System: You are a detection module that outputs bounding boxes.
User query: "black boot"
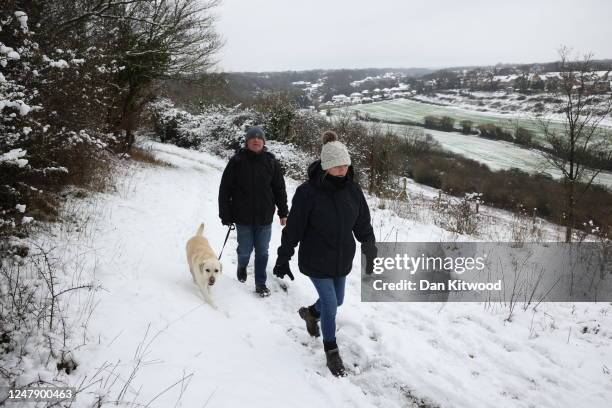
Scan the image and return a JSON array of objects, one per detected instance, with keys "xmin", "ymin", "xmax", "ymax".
[
  {"xmin": 298, "ymin": 306, "xmax": 320, "ymax": 338},
  {"xmin": 237, "ymin": 265, "xmax": 247, "ymax": 283},
  {"xmin": 324, "ymin": 342, "xmax": 347, "ymax": 377},
  {"xmin": 255, "ymin": 283, "xmax": 271, "ymax": 297}
]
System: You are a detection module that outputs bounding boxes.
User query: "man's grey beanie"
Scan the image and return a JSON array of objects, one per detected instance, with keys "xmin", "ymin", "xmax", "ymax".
[
  {"xmin": 245, "ymin": 126, "xmax": 266, "ymax": 142},
  {"xmin": 320, "ymin": 131, "xmax": 351, "ymax": 170}
]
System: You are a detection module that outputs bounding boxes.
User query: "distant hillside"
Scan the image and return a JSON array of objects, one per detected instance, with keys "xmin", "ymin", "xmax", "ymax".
[
  {"xmin": 163, "ymin": 67, "xmax": 434, "ymax": 109},
  {"xmin": 433, "ymin": 59, "xmax": 612, "ymax": 74}
]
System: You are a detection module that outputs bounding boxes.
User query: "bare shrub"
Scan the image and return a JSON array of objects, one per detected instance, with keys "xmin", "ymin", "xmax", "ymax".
[
  {"xmin": 510, "ymin": 205, "xmax": 544, "ymax": 245},
  {"xmin": 432, "ymin": 192, "xmax": 481, "ymax": 235},
  {"xmin": 424, "ymin": 115, "xmax": 455, "ymax": 131},
  {"xmin": 0, "ymin": 243, "xmax": 95, "ymax": 392},
  {"xmin": 477, "ymin": 123, "xmax": 514, "ymax": 142},
  {"xmin": 129, "ymin": 147, "xmax": 172, "ymax": 167},
  {"xmin": 460, "ymin": 120, "xmax": 474, "ymax": 134}
]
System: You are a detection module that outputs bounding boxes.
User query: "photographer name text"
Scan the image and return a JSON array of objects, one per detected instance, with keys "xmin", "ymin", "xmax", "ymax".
[{"xmin": 372, "ymin": 279, "xmax": 502, "ymax": 291}]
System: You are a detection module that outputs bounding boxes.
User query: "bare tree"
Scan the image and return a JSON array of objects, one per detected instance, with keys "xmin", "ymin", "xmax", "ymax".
[
  {"xmin": 539, "ymin": 47, "xmax": 612, "ymax": 242},
  {"xmin": 121, "ymin": 0, "xmax": 223, "ymax": 150}
]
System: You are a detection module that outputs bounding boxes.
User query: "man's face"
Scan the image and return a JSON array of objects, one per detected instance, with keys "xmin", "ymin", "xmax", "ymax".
[{"xmin": 246, "ymin": 137, "xmax": 264, "ymax": 153}]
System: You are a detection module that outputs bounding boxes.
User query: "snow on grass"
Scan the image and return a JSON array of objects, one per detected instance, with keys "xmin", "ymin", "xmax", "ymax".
[
  {"xmin": 338, "ymin": 118, "xmax": 612, "ymax": 190},
  {"xmin": 336, "ymin": 98, "xmax": 611, "ymax": 147},
  {"xmin": 33, "ymin": 137, "xmax": 612, "ymax": 407},
  {"xmin": 387, "ymin": 123, "xmax": 612, "ymax": 190},
  {"xmin": 412, "ymin": 91, "xmax": 612, "ymax": 128}
]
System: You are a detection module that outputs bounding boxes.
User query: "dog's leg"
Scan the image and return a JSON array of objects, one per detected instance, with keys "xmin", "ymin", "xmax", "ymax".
[
  {"xmin": 201, "ymin": 289, "xmax": 217, "ymax": 310},
  {"xmin": 188, "ymin": 263, "xmax": 196, "ymax": 284},
  {"xmin": 196, "ymin": 278, "xmax": 217, "ymax": 310}
]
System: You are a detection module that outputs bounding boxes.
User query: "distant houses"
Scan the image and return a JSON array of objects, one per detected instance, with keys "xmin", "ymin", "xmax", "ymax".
[
  {"xmin": 319, "ymin": 83, "xmax": 414, "ymax": 108},
  {"xmin": 292, "ymin": 67, "xmax": 611, "ymax": 111}
]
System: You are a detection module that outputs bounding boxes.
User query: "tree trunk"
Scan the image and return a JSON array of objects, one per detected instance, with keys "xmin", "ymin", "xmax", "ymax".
[
  {"xmin": 120, "ymin": 85, "xmax": 139, "ymax": 152},
  {"xmin": 125, "ymin": 128, "xmax": 135, "ymax": 152},
  {"xmin": 564, "ymin": 181, "xmax": 575, "ymax": 243}
]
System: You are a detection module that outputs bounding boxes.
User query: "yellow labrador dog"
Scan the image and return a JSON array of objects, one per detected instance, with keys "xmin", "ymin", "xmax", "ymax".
[{"xmin": 186, "ymin": 223, "xmax": 222, "ymax": 308}]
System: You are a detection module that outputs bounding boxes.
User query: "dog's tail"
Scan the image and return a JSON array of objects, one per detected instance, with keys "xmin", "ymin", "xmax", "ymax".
[{"xmin": 196, "ymin": 223, "xmax": 205, "ymax": 236}]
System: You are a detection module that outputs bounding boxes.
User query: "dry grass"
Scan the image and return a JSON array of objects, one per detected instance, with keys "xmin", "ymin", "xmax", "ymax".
[{"xmin": 129, "ymin": 147, "xmax": 172, "ymax": 167}]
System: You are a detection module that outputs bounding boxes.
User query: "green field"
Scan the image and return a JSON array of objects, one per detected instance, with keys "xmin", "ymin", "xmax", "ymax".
[{"xmin": 334, "ymin": 99, "xmax": 574, "ymax": 145}]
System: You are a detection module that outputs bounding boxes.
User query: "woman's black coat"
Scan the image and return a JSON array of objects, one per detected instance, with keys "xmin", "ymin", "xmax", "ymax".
[{"xmin": 277, "ymin": 160, "xmax": 376, "ymax": 279}]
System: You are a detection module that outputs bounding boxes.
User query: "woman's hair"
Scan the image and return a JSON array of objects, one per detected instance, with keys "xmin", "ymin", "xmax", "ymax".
[{"xmin": 322, "ymin": 130, "xmax": 338, "ymax": 144}]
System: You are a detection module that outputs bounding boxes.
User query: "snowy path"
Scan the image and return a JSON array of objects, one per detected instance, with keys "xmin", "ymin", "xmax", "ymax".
[{"xmin": 66, "ymin": 140, "xmax": 612, "ymax": 407}]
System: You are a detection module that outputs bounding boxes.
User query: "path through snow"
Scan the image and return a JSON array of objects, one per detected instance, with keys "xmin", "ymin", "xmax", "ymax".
[{"xmin": 60, "ymin": 139, "xmax": 611, "ymax": 407}]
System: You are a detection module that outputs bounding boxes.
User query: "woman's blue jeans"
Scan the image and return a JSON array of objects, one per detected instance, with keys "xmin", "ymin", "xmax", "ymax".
[
  {"xmin": 309, "ymin": 276, "xmax": 346, "ymax": 342},
  {"xmin": 235, "ymin": 224, "xmax": 272, "ymax": 285}
]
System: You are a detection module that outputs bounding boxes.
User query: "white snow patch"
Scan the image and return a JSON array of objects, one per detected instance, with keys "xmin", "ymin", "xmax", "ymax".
[
  {"xmin": 48, "ymin": 59, "xmax": 69, "ymax": 69},
  {"xmin": 14, "ymin": 11, "xmax": 28, "ymax": 32},
  {"xmin": 0, "ymin": 148, "xmax": 28, "ymax": 167}
]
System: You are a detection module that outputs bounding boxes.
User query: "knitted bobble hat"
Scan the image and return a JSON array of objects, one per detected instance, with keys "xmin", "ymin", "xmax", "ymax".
[{"xmin": 320, "ymin": 131, "xmax": 351, "ymax": 171}]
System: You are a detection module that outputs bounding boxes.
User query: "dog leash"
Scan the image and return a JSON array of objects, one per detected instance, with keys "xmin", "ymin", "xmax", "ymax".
[{"xmin": 218, "ymin": 224, "xmax": 236, "ymax": 260}]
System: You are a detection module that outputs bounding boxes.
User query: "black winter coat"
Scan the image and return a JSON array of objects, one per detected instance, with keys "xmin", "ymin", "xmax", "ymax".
[
  {"xmin": 277, "ymin": 160, "xmax": 376, "ymax": 279},
  {"xmin": 218, "ymin": 148, "xmax": 288, "ymax": 226}
]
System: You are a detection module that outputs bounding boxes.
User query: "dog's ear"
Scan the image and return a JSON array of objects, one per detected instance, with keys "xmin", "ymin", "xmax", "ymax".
[{"xmin": 198, "ymin": 264, "xmax": 204, "ymax": 274}]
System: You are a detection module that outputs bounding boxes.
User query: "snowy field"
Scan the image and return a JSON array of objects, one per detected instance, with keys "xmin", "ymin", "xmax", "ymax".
[
  {"xmin": 382, "ymin": 123, "xmax": 612, "ymax": 190},
  {"xmin": 31, "ymin": 138, "xmax": 612, "ymax": 408},
  {"xmin": 329, "ymin": 100, "xmax": 612, "ymax": 190},
  {"xmin": 335, "ymin": 99, "xmax": 611, "ymax": 146},
  {"xmin": 411, "ymin": 91, "xmax": 612, "ymax": 128}
]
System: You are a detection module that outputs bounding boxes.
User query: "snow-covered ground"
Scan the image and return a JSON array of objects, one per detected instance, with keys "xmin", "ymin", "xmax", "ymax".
[
  {"xmin": 336, "ymin": 98, "xmax": 612, "ymax": 146},
  {"xmin": 33, "ymin": 138, "xmax": 612, "ymax": 407},
  {"xmin": 412, "ymin": 91, "xmax": 612, "ymax": 128}
]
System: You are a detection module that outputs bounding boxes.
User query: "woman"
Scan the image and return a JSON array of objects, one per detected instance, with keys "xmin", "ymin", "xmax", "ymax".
[{"xmin": 273, "ymin": 131, "xmax": 377, "ymax": 377}]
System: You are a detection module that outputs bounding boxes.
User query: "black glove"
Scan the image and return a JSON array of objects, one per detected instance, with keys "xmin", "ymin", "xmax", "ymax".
[
  {"xmin": 221, "ymin": 218, "xmax": 233, "ymax": 227},
  {"xmin": 273, "ymin": 261, "xmax": 295, "ymax": 281},
  {"xmin": 362, "ymin": 241, "xmax": 378, "ymax": 275}
]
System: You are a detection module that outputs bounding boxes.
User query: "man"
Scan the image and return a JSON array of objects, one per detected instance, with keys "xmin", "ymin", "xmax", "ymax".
[{"xmin": 218, "ymin": 126, "xmax": 288, "ymax": 297}]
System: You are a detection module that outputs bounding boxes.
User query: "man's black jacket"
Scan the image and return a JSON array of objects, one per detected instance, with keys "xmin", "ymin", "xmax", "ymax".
[
  {"xmin": 276, "ymin": 160, "xmax": 376, "ymax": 278},
  {"xmin": 218, "ymin": 148, "xmax": 288, "ymax": 225}
]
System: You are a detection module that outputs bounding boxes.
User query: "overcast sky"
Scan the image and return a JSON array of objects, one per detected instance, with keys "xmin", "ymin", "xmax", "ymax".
[{"xmin": 214, "ymin": 0, "xmax": 612, "ymax": 72}]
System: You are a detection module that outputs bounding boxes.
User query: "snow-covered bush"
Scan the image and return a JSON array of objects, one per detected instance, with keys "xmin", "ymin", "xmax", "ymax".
[
  {"xmin": 255, "ymin": 93, "xmax": 297, "ymax": 141},
  {"xmin": 0, "ymin": 7, "xmax": 117, "ymax": 248},
  {"xmin": 1, "ymin": 9, "xmax": 51, "ymax": 241},
  {"xmin": 265, "ymin": 140, "xmax": 317, "ymax": 180},
  {"xmin": 1, "ymin": 8, "xmax": 112, "ymax": 391},
  {"xmin": 149, "ymin": 99, "xmax": 318, "ymax": 176},
  {"xmin": 150, "ymin": 98, "xmax": 192, "ymax": 144},
  {"xmin": 149, "ymin": 98, "xmax": 260, "ymax": 154}
]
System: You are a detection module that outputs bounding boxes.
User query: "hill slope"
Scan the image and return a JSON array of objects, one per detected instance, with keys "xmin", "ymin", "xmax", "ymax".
[{"xmin": 49, "ymin": 139, "xmax": 612, "ymax": 407}]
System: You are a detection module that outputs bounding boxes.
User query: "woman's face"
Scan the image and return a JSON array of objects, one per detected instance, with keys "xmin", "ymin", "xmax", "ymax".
[{"xmin": 327, "ymin": 165, "xmax": 349, "ymax": 177}]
